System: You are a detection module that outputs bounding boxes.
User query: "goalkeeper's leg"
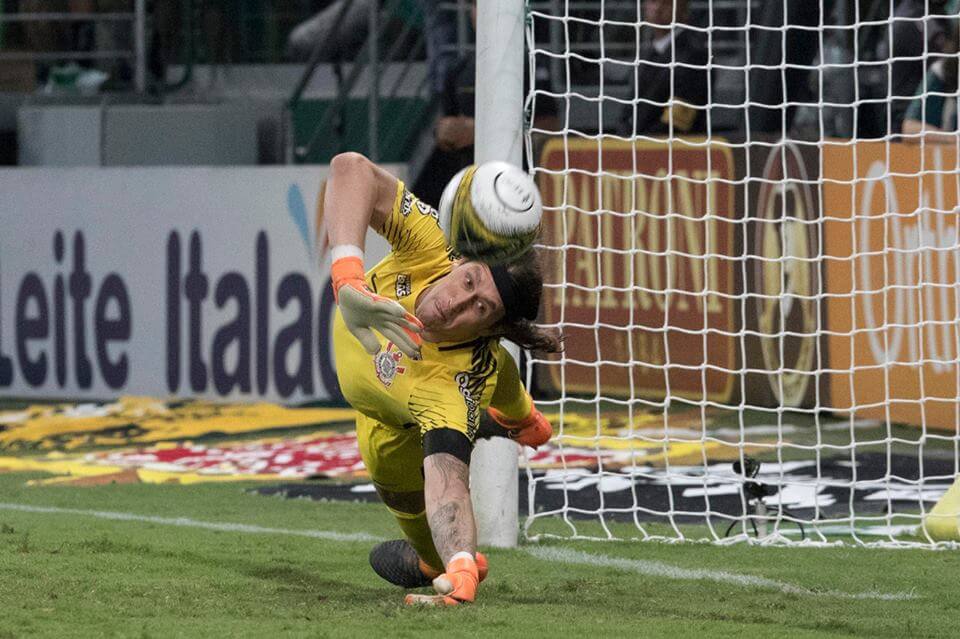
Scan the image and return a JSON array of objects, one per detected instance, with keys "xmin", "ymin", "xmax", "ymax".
[
  {"xmin": 356, "ymin": 414, "xmax": 487, "ymax": 589},
  {"xmin": 372, "ymin": 504, "xmax": 489, "ymax": 588}
]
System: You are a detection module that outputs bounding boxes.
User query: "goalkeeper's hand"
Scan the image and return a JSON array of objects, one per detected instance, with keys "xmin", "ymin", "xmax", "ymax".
[
  {"xmin": 404, "ymin": 552, "xmax": 479, "ymax": 606},
  {"xmin": 332, "ymin": 255, "xmax": 423, "ymax": 359},
  {"xmin": 487, "ymin": 402, "xmax": 553, "ymax": 449}
]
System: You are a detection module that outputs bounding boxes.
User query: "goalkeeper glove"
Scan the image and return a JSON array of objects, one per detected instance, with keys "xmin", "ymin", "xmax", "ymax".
[
  {"xmin": 405, "ymin": 552, "xmax": 480, "ymax": 606},
  {"xmin": 487, "ymin": 402, "xmax": 552, "ymax": 448},
  {"xmin": 420, "ymin": 550, "xmax": 488, "ymax": 585},
  {"xmin": 332, "ymin": 253, "xmax": 423, "ymax": 360}
]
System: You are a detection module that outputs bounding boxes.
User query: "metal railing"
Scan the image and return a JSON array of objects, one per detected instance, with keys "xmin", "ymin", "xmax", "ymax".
[
  {"xmin": 0, "ymin": 1, "xmax": 147, "ymax": 92},
  {"xmin": 285, "ymin": 0, "xmax": 467, "ymax": 164}
]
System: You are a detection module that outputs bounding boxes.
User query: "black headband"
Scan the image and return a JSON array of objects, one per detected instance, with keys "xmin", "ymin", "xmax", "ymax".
[{"xmin": 491, "ymin": 264, "xmax": 539, "ymax": 322}]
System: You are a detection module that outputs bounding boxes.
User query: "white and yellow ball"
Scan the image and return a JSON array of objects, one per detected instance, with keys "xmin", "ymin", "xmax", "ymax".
[{"xmin": 438, "ymin": 161, "xmax": 542, "ymax": 264}]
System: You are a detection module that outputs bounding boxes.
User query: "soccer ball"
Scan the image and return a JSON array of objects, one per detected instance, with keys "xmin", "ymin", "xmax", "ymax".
[{"xmin": 438, "ymin": 161, "xmax": 542, "ymax": 264}]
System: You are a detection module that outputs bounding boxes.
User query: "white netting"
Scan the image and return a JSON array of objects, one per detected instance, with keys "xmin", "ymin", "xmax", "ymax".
[{"xmin": 522, "ymin": 0, "xmax": 960, "ymax": 547}]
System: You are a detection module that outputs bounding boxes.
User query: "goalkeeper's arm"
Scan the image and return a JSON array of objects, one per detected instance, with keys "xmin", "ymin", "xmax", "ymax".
[
  {"xmin": 405, "ymin": 437, "xmax": 481, "ymax": 607},
  {"xmin": 322, "ymin": 151, "xmax": 398, "ymax": 249},
  {"xmin": 323, "ymin": 153, "xmax": 423, "ymax": 359}
]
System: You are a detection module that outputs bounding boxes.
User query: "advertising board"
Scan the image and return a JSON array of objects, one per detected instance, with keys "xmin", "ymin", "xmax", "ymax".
[
  {"xmin": 823, "ymin": 143, "xmax": 960, "ymax": 430},
  {"xmin": 741, "ymin": 142, "xmax": 824, "ymax": 409},
  {"xmin": 537, "ymin": 138, "xmax": 737, "ymax": 401},
  {"xmin": 0, "ymin": 166, "xmax": 396, "ymax": 403}
]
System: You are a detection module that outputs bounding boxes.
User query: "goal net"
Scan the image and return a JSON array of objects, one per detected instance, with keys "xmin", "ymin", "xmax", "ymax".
[{"xmin": 522, "ymin": 0, "xmax": 960, "ymax": 547}]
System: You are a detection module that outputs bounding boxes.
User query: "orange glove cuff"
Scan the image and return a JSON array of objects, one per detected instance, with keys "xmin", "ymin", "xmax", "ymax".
[
  {"xmin": 446, "ymin": 555, "xmax": 479, "ymax": 581},
  {"xmin": 424, "ymin": 553, "xmax": 487, "ymax": 582},
  {"xmin": 439, "ymin": 554, "xmax": 479, "ymax": 604},
  {"xmin": 405, "ymin": 554, "xmax": 482, "ymax": 607},
  {"xmin": 488, "ymin": 404, "xmax": 552, "ymax": 448},
  {"xmin": 487, "ymin": 403, "xmax": 539, "ymax": 430},
  {"xmin": 331, "ymin": 256, "xmax": 366, "ymax": 302}
]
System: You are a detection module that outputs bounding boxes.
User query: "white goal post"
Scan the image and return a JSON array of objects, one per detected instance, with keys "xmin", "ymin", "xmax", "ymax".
[
  {"xmin": 471, "ymin": 0, "xmax": 526, "ymax": 547},
  {"xmin": 505, "ymin": 0, "xmax": 960, "ymax": 548}
]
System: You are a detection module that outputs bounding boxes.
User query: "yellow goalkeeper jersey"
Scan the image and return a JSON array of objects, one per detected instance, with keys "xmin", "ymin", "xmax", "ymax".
[{"xmin": 332, "ymin": 181, "xmax": 501, "ymax": 442}]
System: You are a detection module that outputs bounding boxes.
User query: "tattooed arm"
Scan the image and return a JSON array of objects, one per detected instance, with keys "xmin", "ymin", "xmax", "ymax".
[{"xmin": 423, "ymin": 452, "xmax": 476, "ymax": 564}]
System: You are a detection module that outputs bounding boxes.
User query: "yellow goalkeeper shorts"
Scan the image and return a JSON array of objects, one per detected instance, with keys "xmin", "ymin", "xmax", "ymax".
[{"xmin": 355, "ymin": 412, "xmax": 427, "ymax": 514}]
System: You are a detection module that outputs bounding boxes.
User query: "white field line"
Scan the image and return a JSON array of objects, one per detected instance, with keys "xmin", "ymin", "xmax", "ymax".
[
  {"xmin": 525, "ymin": 547, "xmax": 917, "ymax": 601},
  {"xmin": 0, "ymin": 502, "xmax": 384, "ymax": 543},
  {"xmin": 0, "ymin": 502, "xmax": 917, "ymax": 601}
]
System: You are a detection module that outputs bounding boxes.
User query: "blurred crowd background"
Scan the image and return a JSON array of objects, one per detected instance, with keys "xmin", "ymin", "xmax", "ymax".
[{"xmin": 0, "ymin": 0, "xmax": 957, "ymax": 200}]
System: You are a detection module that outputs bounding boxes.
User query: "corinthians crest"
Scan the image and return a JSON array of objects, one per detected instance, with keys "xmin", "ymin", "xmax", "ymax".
[{"xmin": 374, "ymin": 343, "xmax": 406, "ymax": 387}]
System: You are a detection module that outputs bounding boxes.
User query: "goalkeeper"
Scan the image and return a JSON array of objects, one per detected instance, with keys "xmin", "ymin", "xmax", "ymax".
[{"xmin": 323, "ymin": 152, "xmax": 561, "ymax": 606}]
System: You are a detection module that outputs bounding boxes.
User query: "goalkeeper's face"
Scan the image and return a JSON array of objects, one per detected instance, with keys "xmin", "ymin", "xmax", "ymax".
[{"xmin": 414, "ymin": 261, "xmax": 506, "ymax": 343}]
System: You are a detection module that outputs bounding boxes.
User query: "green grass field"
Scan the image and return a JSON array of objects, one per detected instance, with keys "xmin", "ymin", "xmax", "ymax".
[{"xmin": 1, "ymin": 471, "xmax": 957, "ymax": 639}]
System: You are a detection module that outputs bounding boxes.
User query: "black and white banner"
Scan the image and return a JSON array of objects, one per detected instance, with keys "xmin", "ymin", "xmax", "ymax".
[{"xmin": 255, "ymin": 453, "xmax": 955, "ymax": 526}]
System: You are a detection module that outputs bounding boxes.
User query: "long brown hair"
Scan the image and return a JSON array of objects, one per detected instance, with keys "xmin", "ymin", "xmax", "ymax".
[{"xmin": 493, "ymin": 250, "xmax": 563, "ymax": 353}]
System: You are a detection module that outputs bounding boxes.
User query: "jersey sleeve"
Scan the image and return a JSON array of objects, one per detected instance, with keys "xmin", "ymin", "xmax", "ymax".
[
  {"xmin": 488, "ymin": 347, "xmax": 534, "ymax": 421},
  {"xmin": 375, "ymin": 181, "xmax": 448, "ymax": 259}
]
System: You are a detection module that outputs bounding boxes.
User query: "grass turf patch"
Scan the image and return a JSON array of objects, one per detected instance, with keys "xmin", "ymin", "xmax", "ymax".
[{"xmin": 0, "ymin": 472, "xmax": 954, "ymax": 638}]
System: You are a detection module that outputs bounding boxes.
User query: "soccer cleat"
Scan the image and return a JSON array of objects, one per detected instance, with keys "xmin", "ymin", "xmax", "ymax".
[
  {"xmin": 370, "ymin": 539, "xmax": 487, "ymax": 588},
  {"xmin": 370, "ymin": 540, "xmax": 489, "ymax": 589},
  {"xmin": 369, "ymin": 539, "xmax": 435, "ymax": 588}
]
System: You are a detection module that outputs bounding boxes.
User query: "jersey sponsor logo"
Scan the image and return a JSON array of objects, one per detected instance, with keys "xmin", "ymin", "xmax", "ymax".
[
  {"xmin": 400, "ymin": 191, "xmax": 415, "ymax": 217},
  {"xmin": 454, "ymin": 342, "xmax": 496, "ymax": 439},
  {"xmin": 374, "ymin": 343, "xmax": 406, "ymax": 387},
  {"xmin": 401, "ymin": 189, "xmax": 440, "ymax": 225},
  {"xmin": 395, "ymin": 273, "xmax": 412, "ymax": 298},
  {"xmin": 454, "ymin": 371, "xmax": 480, "ymax": 435}
]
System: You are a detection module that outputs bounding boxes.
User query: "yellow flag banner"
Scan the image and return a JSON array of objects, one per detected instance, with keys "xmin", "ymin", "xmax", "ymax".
[
  {"xmin": 0, "ymin": 401, "xmax": 754, "ymax": 485},
  {"xmin": 0, "ymin": 396, "xmax": 356, "ymax": 451}
]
